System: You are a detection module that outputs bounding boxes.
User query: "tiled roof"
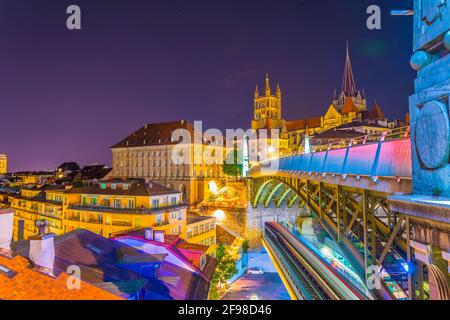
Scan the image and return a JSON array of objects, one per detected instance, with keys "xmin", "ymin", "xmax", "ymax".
[
  {"xmin": 111, "ymin": 120, "xmax": 194, "ymax": 149},
  {"xmin": 370, "ymin": 102, "xmax": 385, "ymax": 119},
  {"xmin": 0, "ymin": 254, "xmax": 122, "ymax": 300},
  {"xmin": 68, "ymin": 179, "xmax": 179, "ymax": 196},
  {"xmin": 176, "ymin": 242, "xmax": 209, "ymax": 253},
  {"xmin": 341, "ymin": 97, "xmax": 357, "ymax": 114},
  {"xmin": 312, "ymin": 129, "xmax": 363, "ymax": 140},
  {"xmin": 12, "ymin": 229, "xmax": 155, "ymax": 285},
  {"xmin": 286, "ymin": 117, "xmax": 322, "ymax": 131},
  {"xmin": 335, "ymin": 120, "xmax": 388, "ymax": 130},
  {"xmin": 112, "ymin": 232, "xmax": 216, "ymax": 282},
  {"xmin": 186, "ymin": 214, "xmax": 215, "ymax": 225}
]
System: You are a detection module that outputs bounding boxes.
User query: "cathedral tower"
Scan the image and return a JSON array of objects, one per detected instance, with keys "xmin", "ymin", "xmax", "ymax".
[
  {"xmin": 251, "ymin": 73, "xmax": 283, "ymax": 131},
  {"xmin": 333, "ymin": 43, "xmax": 367, "ymax": 113}
]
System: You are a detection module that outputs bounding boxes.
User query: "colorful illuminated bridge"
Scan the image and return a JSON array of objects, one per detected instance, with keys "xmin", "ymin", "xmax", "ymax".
[{"xmin": 249, "ymin": 129, "xmax": 450, "ymax": 300}]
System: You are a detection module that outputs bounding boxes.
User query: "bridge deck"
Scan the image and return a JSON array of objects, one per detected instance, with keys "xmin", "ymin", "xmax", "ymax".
[{"xmin": 253, "ymin": 138, "xmax": 412, "ymax": 179}]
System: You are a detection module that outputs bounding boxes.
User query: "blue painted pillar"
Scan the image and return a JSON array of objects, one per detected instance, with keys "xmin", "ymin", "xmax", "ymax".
[{"xmin": 409, "ymin": 0, "xmax": 450, "ymax": 197}]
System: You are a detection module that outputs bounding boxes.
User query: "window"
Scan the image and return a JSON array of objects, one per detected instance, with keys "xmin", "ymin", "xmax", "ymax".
[
  {"xmin": 114, "ymin": 199, "xmax": 121, "ymax": 208},
  {"xmin": 170, "ymin": 197, "xmax": 177, "ymax": 205},
  {"xmin": 178, "ymin": 211, "xmax": 182, "ymax": 220},
  {"xmin": 100, "ymin": 184, "xmax": 107, "ymax": 190},
  {"xmin": 152, "ymin": 199, "xmax": 159, "ymax": 209},
  {"xmin": 111, "ymin": 184, "xmax": 117, "ymax": 190},
  {"xmin": 91, "ymin": 197, "xmax": 98, "ymax": 206},
  {"xmin": 128, "ymin": 199, "xmax": 135, "ymax": 208},
  {"xmin": 123, "ymin": 184, "xmax": 129, "ymax": 190}
]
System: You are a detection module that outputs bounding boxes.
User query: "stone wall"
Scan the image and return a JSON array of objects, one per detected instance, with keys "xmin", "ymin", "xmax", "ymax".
[
  {"xmin": 203, "ymin": 207, "xmax": 246, "ymax": 237},
  {"xmin": 246, "ymin": 203, "xmax": 310, "ymax": 249},
  {"xmin": 216, "ymin": 225, "xmax": 237, "ymax": 246}
]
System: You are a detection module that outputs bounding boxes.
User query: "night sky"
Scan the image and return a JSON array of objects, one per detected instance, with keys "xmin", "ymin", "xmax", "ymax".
[{"xmin": 0, "ymin": 0, "xmax": 415, "ymax": 172}]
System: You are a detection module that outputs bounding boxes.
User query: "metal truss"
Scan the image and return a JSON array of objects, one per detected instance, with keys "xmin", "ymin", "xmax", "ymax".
[{"xmin": 251, "ymin": 175, "xmax": 416, "ymax": 300}]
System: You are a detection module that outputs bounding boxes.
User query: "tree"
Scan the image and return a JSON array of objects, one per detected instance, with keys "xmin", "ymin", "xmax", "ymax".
[
  {"xmin": 209, "ymin": 244, "xmax": 238, "ymax": 300},
  {"xmin": 242, "ymin": 240, "xmax": 249, "ymax": 254},
  {"xmin": 222, "ymin": 149, "xmax": 243, "ymax": 177}
]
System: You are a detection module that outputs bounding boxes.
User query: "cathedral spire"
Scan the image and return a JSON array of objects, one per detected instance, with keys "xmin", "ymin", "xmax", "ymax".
[
  {"xmin": 265, "ymin": 73, "xmax": 271, "ymax": 96},
  {"xmin": 255, "ymin": 85, "xmax": 259, "ymax": 98},
  {"xmin": 276, "ymin": 83, "xmax": 281, "ymax": 97},
  {"xmin": 342, "ymin": 41, "xmax": 357, "ymax": 97}
]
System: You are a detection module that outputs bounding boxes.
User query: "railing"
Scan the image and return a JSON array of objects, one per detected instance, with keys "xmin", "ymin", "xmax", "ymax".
[
  {"xmin": 81, "ymin": 219, "xmax": 103, "ymax": 225},
  {"xmin": 153, "ymin": 220, "xmax": 170, "ymax": 227},
  {"xmin": 300, "ymin": 126, "xmax": 410, "ymax": 155},
  {"xmin": 65, "ymin": 215, "xmax": 80, "ymax": 221},
  {"xmin": 68, "ymin": 202, "xmax": 186, "ymax": 214},
  {"xmin": 111, "ymin": 220, "xmax": 132, "ymax": 227},
  {"xmin": 251, "ymin": 126, "xmax": 412, "ymax": 179}
]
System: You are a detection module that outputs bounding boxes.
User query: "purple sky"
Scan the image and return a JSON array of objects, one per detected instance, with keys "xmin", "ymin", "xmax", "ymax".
[{"xmin": 0, "ymin": 0, "xmax": 414, "ymax": 172}]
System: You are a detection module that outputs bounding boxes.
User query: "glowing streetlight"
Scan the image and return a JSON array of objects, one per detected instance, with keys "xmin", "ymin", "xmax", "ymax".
[
  {"xmin": 213, "ymin": 209, "xmax": 225, "ymax": 224},
  {"xmin": 208, "ymin": 181, "xmax": 218, "ymax": 194}
]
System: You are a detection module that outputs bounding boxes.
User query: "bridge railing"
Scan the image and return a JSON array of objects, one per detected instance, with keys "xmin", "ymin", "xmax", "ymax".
[
  {"xmin": 251, "ymin": 126, "xmax": 412, "ymax": 179},
  {"xmin": 309, "ymin": 126, "xmax": 410, "ymax": 154}
]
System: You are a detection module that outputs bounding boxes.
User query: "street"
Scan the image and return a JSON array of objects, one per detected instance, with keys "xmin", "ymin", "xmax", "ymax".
[{"xmin": 222, "ymin": 273, "xmax": 291, "ymax": 300}]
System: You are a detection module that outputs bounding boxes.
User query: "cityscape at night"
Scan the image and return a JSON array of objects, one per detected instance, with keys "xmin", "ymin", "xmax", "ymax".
[{"xmin": 0, "ymin": 0, "xmax": 450, "ymax": 309}]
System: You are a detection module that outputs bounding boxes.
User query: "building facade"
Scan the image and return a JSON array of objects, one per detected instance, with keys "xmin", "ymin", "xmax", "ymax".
[
  {"xmin": 186, "ymin": 214, "xmax": 216, "ymax": 251},
  {"xmin": 9, "ymin": 180, "xmax": 187, "ymax": 240},
  {"xmin": 0, "ymin": 155, "xmax": 7, "ymax": 175},
  {"xmin": 110, "ymin": 120, "xmax": 227, "ymax": 205},
  {"xmin": 252, "ymin": 44, "xmax": 401, "ymax": 155}
]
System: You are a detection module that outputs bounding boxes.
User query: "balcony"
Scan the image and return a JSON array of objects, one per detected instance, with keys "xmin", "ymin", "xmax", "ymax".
[
  {"xmin": 68, "ymin": 202, "xmax": 186, "ymax": 215},
  {"xmin": 81, "ymin": 219, "xmax": 103, "ymax": 225},
  {"xmin": 66, "ymin": 215, "xmax": 80, "ymax": 221},
  {"xmin": 153, "ymin": 220, "xmax": 170, "ymax": 228},
  {"xmin": 111, "ymin": 220, "xmax": 132, "ymax": 227}
]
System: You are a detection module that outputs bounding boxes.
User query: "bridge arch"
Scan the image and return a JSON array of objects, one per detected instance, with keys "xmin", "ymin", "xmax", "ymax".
[
  {"xmin": 252, "ymin": 178, "xmax": 301, "ymax": 209},
  {"xmin": 428, "ymin": 264, "xmax": 450, "ymax": 300}
]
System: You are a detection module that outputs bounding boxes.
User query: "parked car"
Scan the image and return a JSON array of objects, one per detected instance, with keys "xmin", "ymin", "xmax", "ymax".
[{"xmin": 247, "ymin": 267, "xmax": 264, "ymax": 275}]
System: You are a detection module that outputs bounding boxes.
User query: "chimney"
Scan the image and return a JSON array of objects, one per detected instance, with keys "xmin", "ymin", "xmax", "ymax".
[
  {"xmin": 144, "ymin": 228, "xmax": 154, "ymax": 241},
  {"xmin": 154, "ymin": 231, "xmax": 165, "ymax": 243},
  {"xmin": 29, "ymin": 220, "xmax": 55, "ymax": 276},
  {"xmin": 0, "ymin": 209, "xmax": 14, "ymax": 257}
]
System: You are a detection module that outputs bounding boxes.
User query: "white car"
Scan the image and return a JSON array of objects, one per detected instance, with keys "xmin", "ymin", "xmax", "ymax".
[{"xmin": 247, "ymin": 267, "xmax": 264, "ymax": 275}]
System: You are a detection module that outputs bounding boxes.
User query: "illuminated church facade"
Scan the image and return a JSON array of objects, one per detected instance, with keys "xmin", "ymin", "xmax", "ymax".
[{"xmin": 251, "ymin": 44, "xmax": 403, "ymax": 155}]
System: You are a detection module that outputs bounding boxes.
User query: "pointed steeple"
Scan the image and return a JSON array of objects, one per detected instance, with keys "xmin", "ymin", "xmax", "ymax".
[
  {"xmin": 265, "ymin": 73, "xmax": 271, "ymax": 96},
  {"xmin": 342, "ymin": 41, "xmax": 357, "ymax": 98},
  {"xmin": 276, "ymin": 83, "xmax": 281, "ymax": 97},
  {"xmin": 254, "ymin": 85, "xmax": 259, "ymax": 98},
  {"xmin": 370, "ymin": 99, "xmax": 385, "ymax": 119}
]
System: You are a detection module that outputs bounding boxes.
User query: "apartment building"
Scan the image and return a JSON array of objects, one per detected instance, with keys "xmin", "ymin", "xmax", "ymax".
[
  {"xmin": 9, "ymin": 179, "xmax": 187, "ymax": 240},
  {"xmin": 0, "ymin": 155, "xmax": 7, "ymax": 175},
  {"xmin": 110, "ymin": 120, "xmax": 228, "ymax": 205}
]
